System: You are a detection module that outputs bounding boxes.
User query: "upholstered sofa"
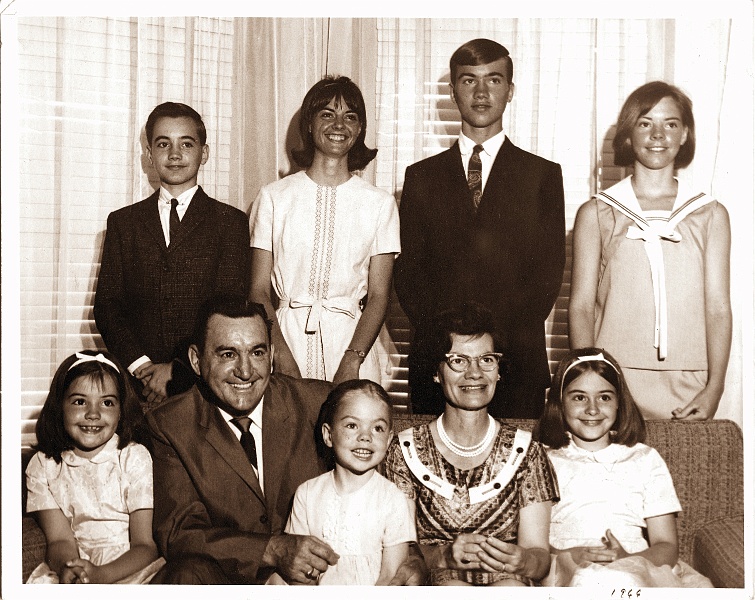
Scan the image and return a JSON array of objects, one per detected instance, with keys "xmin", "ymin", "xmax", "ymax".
[{"xmin": 21, "ymin": 417, "xmax": 744, "ymax": 587}]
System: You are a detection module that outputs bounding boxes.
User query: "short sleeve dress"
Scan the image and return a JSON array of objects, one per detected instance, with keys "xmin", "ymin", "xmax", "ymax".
[
  {"xmin": 25, "ymin": 435, "xmax": 165, "ymax": 584},
  {"xmin": 250, "ymin": 171, "xmax": 400, "ymax": 385},
  {"xmin": 284, "ymin": 470, "xmax": 416, "ymax": 585},
  {"xmin": 384, "ymin": 421, "xmax": 559, "ymax": 586},
  {"xmin": 544, "ymin": 439, "xmax": 712, "ymax": 587}
]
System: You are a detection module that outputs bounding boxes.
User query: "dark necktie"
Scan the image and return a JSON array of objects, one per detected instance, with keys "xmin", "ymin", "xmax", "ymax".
[
  {"xmin": 231, "ymin": 416, "xmax": 258, "ymax": 469},
  {"xmin": 467, "ymin": 144, "xmax": 484, "ymax": 209},
  {"xmin": 169, "ymin": 198, "xmax": 180, "ymax": 246}
]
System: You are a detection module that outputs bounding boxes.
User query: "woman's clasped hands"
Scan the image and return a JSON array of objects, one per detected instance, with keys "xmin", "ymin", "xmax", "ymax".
[{"xmin": 448, "ymin": 534, "xmax": 537, "ymax": 577}]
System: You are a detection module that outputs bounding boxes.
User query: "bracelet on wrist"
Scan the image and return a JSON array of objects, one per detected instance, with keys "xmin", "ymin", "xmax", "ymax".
[{"xmin": 345, "ymin": 348, "xmax": 367, "ymax": 362}]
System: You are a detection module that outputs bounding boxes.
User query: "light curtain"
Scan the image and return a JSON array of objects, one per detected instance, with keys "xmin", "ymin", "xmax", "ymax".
[
  {"xmin": 374, "ymin": 18, "xmax": 749, "ymax": 424},
  {"xmin": 8, "ymin": 16, "xmax": 346, "ymax": 446},
  {"xmin": 4, "ymin": 16, "xmax": 749, "ymax": 448}
]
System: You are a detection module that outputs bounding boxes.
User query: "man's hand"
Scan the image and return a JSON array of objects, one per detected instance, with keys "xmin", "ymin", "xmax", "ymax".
[
  {"xmin": 262, "ymin": 534, "xmax": 339, "ymax": 585},
  {"xmin": 388, "ymin": 542, "xmax": 429, "ymax": 585},
  {"xmin": 134, "ymin": 361, "xmax": 172, "ymax": 404}
]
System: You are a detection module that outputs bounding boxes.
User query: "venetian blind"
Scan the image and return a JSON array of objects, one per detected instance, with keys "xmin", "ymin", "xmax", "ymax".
[
  {"xmin": 17, "ymin": 16, "xmax": 236, "ymax": 447},
  {"xmin": 374, "ymin": 19, "xmax": 654, "ymax": 409}
]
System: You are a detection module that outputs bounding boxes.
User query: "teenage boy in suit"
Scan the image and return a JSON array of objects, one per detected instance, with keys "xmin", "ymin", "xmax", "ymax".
[
  {"xmin": 94, "ymin": 102, "xmax": 250, "ymax": 406},
  {"xmin": 394, "ymin": 39, "xmax": 565, "ymax": 419}
]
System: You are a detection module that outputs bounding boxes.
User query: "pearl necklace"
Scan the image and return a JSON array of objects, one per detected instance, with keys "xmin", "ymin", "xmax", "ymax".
[{"xmin": 437, "ymin": 414, "xmax": 496, "ymax": 458}]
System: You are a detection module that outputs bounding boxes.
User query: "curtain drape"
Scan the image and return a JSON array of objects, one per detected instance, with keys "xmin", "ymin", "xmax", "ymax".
[
  {"xmin": 6, "ymin": 16, "xmax": 345, "ymax": 446},
  {"xmin": 2, "ymin": 16, "xmax": 749, "ymax": 450},
  {"xmin": 374, "ymin": 17, "xmax": 750, "ymax": 424}
]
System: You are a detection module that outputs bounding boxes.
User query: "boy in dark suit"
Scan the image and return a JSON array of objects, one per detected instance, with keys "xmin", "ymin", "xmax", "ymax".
[
  {"xmin": 94, "ymin": 102, "xmax": 250, "ymax": 406},
  {"xmin": 394, "ymin": 39, "xmax": 565, "ymax": 419}
]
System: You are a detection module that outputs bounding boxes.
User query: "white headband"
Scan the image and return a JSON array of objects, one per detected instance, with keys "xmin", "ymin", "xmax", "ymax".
[
  {"xmin": 560, "ymin": 352, "xmax": 619, "ymax": 397},
  {"xmin": 68, "ymin": 352, "xmax": 120, "ymax": 374}
]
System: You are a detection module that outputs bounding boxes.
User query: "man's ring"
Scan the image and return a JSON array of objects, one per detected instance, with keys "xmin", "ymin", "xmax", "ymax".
[{"xmin": 306, "ymin": 567, "xmax": 316, "ymax": 579}]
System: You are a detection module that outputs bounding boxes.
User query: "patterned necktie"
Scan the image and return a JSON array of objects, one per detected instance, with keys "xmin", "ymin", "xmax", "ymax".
[
  {"xmin": 467, "ymin": 144, "xmax": 484, "ymax": 209},
  {"xmin": 169, "ymin": 198, "xmax": 180, "ymax": 246},
  {"xmin": 231, "ymin": 416, "xmax": 258, "ymax": 469}
]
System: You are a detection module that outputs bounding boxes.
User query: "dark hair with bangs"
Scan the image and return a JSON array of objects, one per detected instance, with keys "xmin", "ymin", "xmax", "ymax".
[
  {"xmin": 536, "ymin": 347, "xmax": 646, "ymax": 449},
  {"xmin": 612, "ymin": 81, "xmax": 695, "ymax": 168},
  {"xmin": 417, "ymin": 302, "xmax": 508, "ymax": 381},
  {"xmin": 450, "ymin": 38, "xmax": 513, "ymax": 85},
  {"xmin": 192, "ymin": 295, "xmax": 272, "ymax": 353},
  {"xmin": 292, "ymin": 75, "xmax": 377, "ymax": 172},
  {"xmin": 315, "ymin": 379, "xmax": 393, "ymax": 470},
  {"xmin": 34, "ymin": 350, "xmax": 146, "ymax": 463},
  {"xmin": 146, "ymin": 102, "xmax": 207, "ymax": 146}
]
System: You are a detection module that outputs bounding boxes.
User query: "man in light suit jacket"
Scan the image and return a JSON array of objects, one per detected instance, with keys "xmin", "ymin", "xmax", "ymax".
[
  {"xmin": 147, "ymin": 296, "xmax": 426, "ymax": 584},
  {"xmin": 94, "ymin": 102, "xmax": 250, "ymax": 407},
  {"xmin": 394, "ymin": 39, "xmax": 565, "ymax": 419}
]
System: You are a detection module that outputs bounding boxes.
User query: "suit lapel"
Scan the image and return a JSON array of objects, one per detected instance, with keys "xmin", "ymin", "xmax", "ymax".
[
  {"xmin": 199, "ymin": 393, "xmax": 266, "ymax": 505},
  {"xmin": 138, "ymin": 191, "xmax": 168, "ymax": 250},
  {"xmin": 483, "ymin": 137, "xmax": 514, "ymax": 205},
  {"xmin": 169, "ymin": 186, "xmax": 211, "ymax": 252},
  {"xmin": 260, "ymin": 378, "xmax": 294, "ymax": 511},
  {"xmin": 445, "ymin": 143, "xmax": 477, "ymax": 215}
]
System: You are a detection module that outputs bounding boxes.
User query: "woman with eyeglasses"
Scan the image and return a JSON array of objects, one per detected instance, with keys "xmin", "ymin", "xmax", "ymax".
[{"xmin": 384, "ymin": 302, "xmax": 558, "ymax": 586}]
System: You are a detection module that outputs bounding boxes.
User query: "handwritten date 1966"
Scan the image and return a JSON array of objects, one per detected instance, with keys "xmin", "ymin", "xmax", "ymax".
[{"xmin": 612, "ymin": 589, "xmax": 641, "ymax": 598}]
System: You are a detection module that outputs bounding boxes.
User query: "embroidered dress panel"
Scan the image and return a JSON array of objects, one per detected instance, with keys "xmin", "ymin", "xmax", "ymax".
[{"xmin": 249, "ymin": 172, "xmax": 400, "ymax": 384}]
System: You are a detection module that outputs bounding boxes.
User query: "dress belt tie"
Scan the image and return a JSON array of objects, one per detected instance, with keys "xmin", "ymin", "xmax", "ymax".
[{"xmin": 284, "ymin": 296, "xmax": 359, "ymax": 333}]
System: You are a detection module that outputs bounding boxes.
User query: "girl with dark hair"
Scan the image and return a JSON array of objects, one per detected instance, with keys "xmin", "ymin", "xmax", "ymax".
[
  {"xmin": 570, "ymin": 81, "xmax": 731, "ymax": 420},
  {"xmin": 538, "ymin": 349, "xmax": 712, "ymax": 587},
  {"xmin": 26, "ymin": 350, "xmax": 164, "ymax": 584},
  {"xmin": 250, "ymin": 76, "xmax": 399, "ymax": 386},
  {"xmin": 268, "ymin": 380, "xmax": 415, "ymax": 585}
]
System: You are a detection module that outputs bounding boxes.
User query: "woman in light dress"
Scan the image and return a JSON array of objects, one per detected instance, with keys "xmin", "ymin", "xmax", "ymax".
[{"xmin": 250, "ymin": 76, "xmax": 399, "ymax": 386}]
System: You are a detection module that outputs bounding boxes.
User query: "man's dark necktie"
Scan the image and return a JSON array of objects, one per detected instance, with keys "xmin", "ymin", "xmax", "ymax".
[
  {"xmin": 169, "ymin": 198, "xmax": 180, "ymax": 246},
  {"xmin": 231, "ymin": 416, "xmax": 258, "ymax": 469},
  {"xmin": 467, "ymin": 144, "xmax": 484, "ymax": 209}
]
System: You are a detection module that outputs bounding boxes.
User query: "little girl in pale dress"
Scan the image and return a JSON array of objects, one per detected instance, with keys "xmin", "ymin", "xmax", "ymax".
[
  {"xmin": 537, "ymin": 348, "xmax": 712, "ymax": 588},
  {"xmin": 26, "ymin": 350, "xmax": 164, "ymax": 584},
  {"xmin": 268, "ymin": 379, "xmax": 416, "ymax": 585}
]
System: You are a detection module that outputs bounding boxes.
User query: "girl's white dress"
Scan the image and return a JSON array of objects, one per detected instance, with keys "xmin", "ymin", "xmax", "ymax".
[
  {"xmin": 251, "ymin": 171, "xmax": 400, "ymax": 385},
  {"xmin": 544, "ymin": 439, "xmax": 712, "ymax": 587},
  {"xmin": 284, "ymin": 470, "xmax": 416, "ymax": 585},
  {"xmin": 25, "ymin": 435, "xmax": 165, "ymax": 584}
]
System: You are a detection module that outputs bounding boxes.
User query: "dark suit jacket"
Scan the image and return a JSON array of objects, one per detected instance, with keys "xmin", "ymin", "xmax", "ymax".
[
  {"xmin": 94, "ymin": 186, "xmax": 250, "ymax": 370},
  {"xmin": 146, "ymin": 374, "xmax": 333, "ymax": 584},
  {"xmin": 394, "ymin": 138, "xmax": 565, "ymax": 412}
]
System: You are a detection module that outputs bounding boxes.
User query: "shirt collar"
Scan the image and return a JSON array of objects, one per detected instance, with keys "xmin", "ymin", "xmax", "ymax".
[
  {"xmin": 218, "ymin": 397, "xmax": 265, "ymax": 430},
  {"xmin": 159, "ymin": 185, "xmax": 198, "ymax": 205},
  {"xmin": 61, "ymin": 433, "xmax": 120, "ymax": 466},
  {"xmin": 458, "ymin": 129, "xmax": 506, "ymax": 158}
]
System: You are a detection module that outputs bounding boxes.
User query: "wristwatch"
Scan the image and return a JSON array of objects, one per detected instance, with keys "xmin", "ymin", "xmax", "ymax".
[{"xmin": 345, "ymin": 348, "xmax": 367, "ymax": 361}]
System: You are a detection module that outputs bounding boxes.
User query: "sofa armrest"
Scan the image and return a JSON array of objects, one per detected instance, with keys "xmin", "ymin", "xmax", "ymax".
[
  {"xmin": 692, "ymin": 514, "xmax": 744, "ymax": 588},
  {"xmin": 22, "ymin": 515, "xmax": 47, "ymax": 583}
]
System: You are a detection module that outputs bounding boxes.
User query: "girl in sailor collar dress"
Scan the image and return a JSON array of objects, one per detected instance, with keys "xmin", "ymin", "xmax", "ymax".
[
  {"xmin": 25, "ymin": 351, "xmax": 164, "ymax": 584},
  {"xmin": 569, "ymin": 81, "xmax": 731, "ymax": 419},
  {"xmin": 538, "ymin": 349, "xmax": 712, "ymax": 587}
]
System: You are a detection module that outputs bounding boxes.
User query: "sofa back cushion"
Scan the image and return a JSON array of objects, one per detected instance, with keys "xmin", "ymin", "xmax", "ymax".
[{"xmin": 392, "ymin": 415, "xmax": 743, "ymax": 565}]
